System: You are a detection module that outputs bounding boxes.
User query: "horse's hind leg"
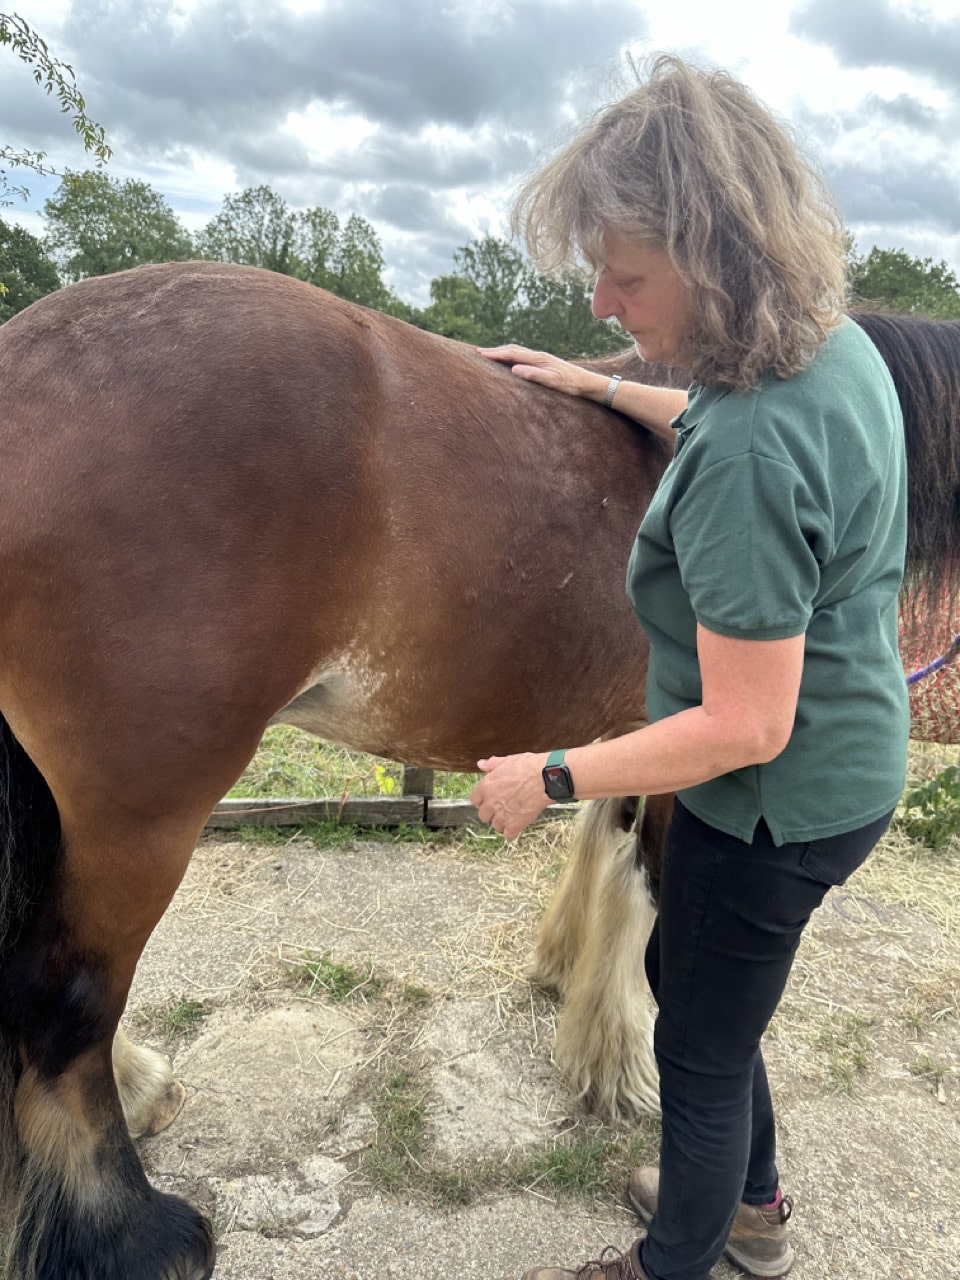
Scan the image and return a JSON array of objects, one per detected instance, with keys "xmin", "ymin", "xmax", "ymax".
[
  {"xmin": 113, "ymin": 1025, "xmax": 186, "ymax": 1139},
  {"xmin": 3, "ymin": 808, "xmax": 215, "ymax": 1280}
]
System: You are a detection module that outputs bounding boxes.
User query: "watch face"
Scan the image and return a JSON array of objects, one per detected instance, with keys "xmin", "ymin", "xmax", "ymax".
[{"xmin": 543, "ymin": 764, "xmax": 574, "ymax": 801}]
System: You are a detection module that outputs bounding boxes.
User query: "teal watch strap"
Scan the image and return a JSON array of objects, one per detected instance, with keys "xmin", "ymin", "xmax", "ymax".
[{"xmin": 542, "ymin": 748, "xmax": 576, "ymax": 803}]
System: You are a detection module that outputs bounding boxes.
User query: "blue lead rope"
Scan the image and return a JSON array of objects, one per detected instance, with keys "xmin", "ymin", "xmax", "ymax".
[{"xmin": 906, "ymin": 633, "xmax": 960, "ymax": 686}]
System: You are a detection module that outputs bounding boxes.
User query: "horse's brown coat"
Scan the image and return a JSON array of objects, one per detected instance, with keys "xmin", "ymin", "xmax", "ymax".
[{"xmin": 0, "ymin": 263, "xmax": 676, "ymax": 796}]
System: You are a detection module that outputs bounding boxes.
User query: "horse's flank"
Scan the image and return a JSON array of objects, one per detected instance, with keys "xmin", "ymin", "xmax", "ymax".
[{"xmin": 0, "ymin": 262, "xmax": 671, "ymax": 780}]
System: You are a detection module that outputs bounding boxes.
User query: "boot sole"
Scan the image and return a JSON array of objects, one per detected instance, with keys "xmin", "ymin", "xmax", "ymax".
[{"xmin": 626, "ymin": 1189, "xmax": 795, "ymax": 1279}]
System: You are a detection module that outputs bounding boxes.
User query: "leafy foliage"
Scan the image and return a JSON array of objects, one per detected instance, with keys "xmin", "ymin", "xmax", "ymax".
[
  {"xmin": 849, "ymin": 246, "xmax": 960, "ymax": 319},
  {"xmin": 0, "ymin": 12, "xmax": 110, "ymax": 204},
  {"xmin": 196, "ymin": 184, "xmax": 407, "ymax": 313},
  {"xmin": 43, "ymin": 170, "xmax": 193, "ymax": 280},
  {"xmin": 0, "ymin": 215, "xmax": 59, "ymax": 319},
  {"xmin": 417, "ymin": 233, "xmax": 624, "ymax": 356},
  {"xmin": 899, "ymin": 765, "xmax": 960, "ymax": 849}
]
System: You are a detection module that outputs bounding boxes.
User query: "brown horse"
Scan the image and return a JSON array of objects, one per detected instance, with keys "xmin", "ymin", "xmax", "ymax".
[{"xmin": 0, "ymin": 262, "xmax": 958, "ymax": 1280}]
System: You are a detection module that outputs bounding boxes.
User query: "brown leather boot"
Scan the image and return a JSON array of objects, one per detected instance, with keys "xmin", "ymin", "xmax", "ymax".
[
  {"xmin": 627, "ymin": 1166, "xmax": 795, "ymax": 1278},
  {"xmin": 521, "ymin": 1239, "xmax": 648, "ymax": 1279}
]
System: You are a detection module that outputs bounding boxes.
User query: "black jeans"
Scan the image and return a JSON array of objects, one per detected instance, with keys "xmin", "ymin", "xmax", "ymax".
[{"xmin": 638, "ymin": 800, "xmax": 894, "ymax": 1280}]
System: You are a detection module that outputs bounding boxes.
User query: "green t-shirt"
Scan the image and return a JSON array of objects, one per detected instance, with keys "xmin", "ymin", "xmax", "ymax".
[{"xmin": 626, "ymin": 318, "xmax": 909, "ymax": 844}]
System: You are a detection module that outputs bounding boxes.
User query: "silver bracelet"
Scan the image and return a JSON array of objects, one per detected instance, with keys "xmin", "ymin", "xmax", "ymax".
[{"xmin": 602, "ymin": 374, "xmax": 622, "ymax": 408}]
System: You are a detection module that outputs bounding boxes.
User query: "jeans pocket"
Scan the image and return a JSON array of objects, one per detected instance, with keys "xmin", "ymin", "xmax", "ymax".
[{"xmin": 798, "ymin": 808, "xmax": 895, "ymax": 887}]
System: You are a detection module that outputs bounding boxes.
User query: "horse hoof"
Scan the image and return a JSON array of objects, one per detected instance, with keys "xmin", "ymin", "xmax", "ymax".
[{"xmin": 136, "ymin": 1077, "xmax": 187, "ymax": 1137}]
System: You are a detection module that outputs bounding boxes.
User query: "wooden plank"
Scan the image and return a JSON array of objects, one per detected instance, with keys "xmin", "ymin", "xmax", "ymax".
[
  {"xmin": 401, "ymin": 766, "xmax": 435, "ymax": 797},
  {"xmin": 206, "ymin": 795, "xmax": 425, "ymax": 829}
]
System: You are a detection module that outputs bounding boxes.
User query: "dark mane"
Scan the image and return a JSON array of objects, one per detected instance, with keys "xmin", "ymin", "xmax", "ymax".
[{"xmin": 851, "ymin": 311, "xmax": 960, "ymax": 634}]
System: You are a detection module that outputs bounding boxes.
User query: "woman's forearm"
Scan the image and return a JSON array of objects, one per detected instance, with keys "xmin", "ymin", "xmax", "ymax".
[
  {"xmin": 564, "ymin": 704, "xmax": 771, "ymax": 800},
  {"xmin": 581, "ymin": 371, "xmax": 687, "ymax": 442},
  {"xmin": 477, "ymin": 346, "xmax": 687, "ymax": 442}
]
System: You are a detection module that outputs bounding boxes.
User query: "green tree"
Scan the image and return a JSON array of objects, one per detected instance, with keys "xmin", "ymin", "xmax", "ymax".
[
  {"xmin": 418, "ymin": 235, "xmax": 626, "ymax": 355},
  {"xmin": 452, "ymin": 235, "xmax": 526, "ymax": 344},
  {"xmin": 0, "ymin": 214, "xmax": 60, "ymax": 320},
  {"xmin": 291, "ymin": 204, "xmax": 341, "ymax": 289},
  {"xmin": 43, "ymin": 170, "xmax": 193, "ymax": 280},
  {"xmin": 849, "ymin": 246, "xmax": 960, "ymax": 319},
  {"xmin": 0, "ymin": 12, "xmax": 110, "ymax": 205},
  {"xmin": 419, "ymin": 273, "xmax": 487, "ymax": 342},
  {"xmin": 198, "ymin": 188, "xmax": 411, "ymax": 315},
  {"xmin": 325, "ymin": 212, "xmax": 392, "ymax": 310},
  {"xmin": 197, "ymin": 185, "xmax": 297, "ymax": 274},
  {"xmin": 511, "ymin": 268, "xmax": 625, "ymax": 357}
]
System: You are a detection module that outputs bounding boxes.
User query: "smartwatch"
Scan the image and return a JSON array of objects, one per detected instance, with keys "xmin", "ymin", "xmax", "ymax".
[{"xmin": 542, "ymin": 748, "xmax": 576, "ymax": 803}]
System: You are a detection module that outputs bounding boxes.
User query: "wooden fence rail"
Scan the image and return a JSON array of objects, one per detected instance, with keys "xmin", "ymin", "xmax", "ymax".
[{"xmin": 206, "ymin": 766, "xmax": 572, "ymax": 831}]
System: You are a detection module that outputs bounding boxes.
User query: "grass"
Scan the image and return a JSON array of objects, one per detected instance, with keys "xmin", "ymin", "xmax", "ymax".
[
  {"xmin": 227, "ymin": 819, "xmax": 460, "ymax": 850},
  {"xmin": 908, "ymin": 1053, "xmax": 951, "ymax": 1087},
  {"xmin": 289, "ymin": 950, "xmax": 384, "ymax": 1003},
  {"xmin": 359, "ymin": 1065, "xmax": 661, "ymax": 1206},
  {"xmin": 813, "ymin": 1012, "xmax": 875, "ymax": 1093},
  {"xmin": 137, "ymin": 996, "xmax": 211, "ymax": 1042},
  {"xmin": 903, "ymin": 967, "xmax": 960, "ymax": 1033},
  {"xmin": 228, "ymin": 725, "xmax": 480, "ymax": 803}
]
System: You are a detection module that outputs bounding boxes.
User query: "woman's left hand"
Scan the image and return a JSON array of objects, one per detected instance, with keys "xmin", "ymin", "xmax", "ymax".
[
  {"xmin": 478, "ymin": 344, "xmax": 595, "ymax": 400},
  {"xmin": 470, "ymin": 752, "xmax": 549, "ymax": 841}
]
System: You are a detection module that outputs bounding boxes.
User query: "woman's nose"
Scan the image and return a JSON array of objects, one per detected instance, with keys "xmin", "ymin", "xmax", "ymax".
[{"xmin": 591, "ymin": 275, "xmax": 620, "ymax": 320}]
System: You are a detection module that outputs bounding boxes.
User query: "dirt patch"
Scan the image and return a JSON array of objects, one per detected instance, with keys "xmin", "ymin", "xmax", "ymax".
[{"xmin": 128, "ymin": 822, "xmax": 960, "ymax": 1279}]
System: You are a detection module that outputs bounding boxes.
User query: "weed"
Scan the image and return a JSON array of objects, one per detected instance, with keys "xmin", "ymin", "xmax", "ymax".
[
  {"xmin": 898, "ymin": 765, "xmax": 960, "ymax": 849},
  {"xmin": 147, "ymin": 996, "xmax": 210, "ymax": 1041},
  {"xmin": 232, "ymin": 824, "xmax": 297, "ymax": 847},
  {"xmin": 228, "ymin": 727, "xmax": 479, "ymax": 804},
  {"xmin": 400, "ymin": 982, "xmax": 432, "ymax": 1005},
  {"xmin": 364, "ymin": 1071, "xmax": 428, "ymax": 1191},
  {"xmin": 909, "ymin": 1054, "xmax": 950, "ymax": 1086},
  {"xmin": 292, "ymin": 951, "xmax": 384, "ymax": 1003},
  {"xmin": 814, "ymin": 1012, "xmax": 874, "ymax": 1093}
]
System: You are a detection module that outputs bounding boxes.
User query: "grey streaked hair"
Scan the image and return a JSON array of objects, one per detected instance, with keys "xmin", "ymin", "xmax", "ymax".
[{"xmin": 513, "ymin": 55, "xmax": 849, "ymax": 390}]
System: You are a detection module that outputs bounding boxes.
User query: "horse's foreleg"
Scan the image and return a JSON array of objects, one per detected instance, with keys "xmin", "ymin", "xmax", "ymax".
[
  {"xmin": 529, "ymin": 796, "xmax": 639, "ymax": 993},
  {"xmin": 2, "ymin": 814, "xmax": 214, "ymax": 1280},
  {"xmin": 550, "ymin": 793, "xmax": 673, "ymax": 1120},
  {"xmin": 113, "ymin": 1025, "xmax": 186, "ymax": 1139}
]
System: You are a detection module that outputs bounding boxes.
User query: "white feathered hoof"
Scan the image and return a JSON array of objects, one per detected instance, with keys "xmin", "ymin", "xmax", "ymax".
[{"xmin": 113, "ymin": 1027, "xmax": 188, "ymax": 1138}]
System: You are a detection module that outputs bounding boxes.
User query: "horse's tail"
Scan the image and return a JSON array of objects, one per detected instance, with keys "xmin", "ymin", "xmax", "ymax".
[
  {"xmin": 852, "ymin": 311, "xmax": 960, "ymax": 640},
  {"xmin": 0, "ymin": 714, "xmax": 62, "ymax": 1213}
]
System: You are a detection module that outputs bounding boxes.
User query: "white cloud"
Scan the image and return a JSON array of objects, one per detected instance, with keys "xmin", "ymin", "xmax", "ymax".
[{"xmin": 5, "ymin": 0, "xmax": 960, "ymax": 302}]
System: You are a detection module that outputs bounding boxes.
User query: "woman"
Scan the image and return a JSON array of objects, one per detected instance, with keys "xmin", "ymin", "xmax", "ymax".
[{"xmin": 469, "ymin": 56, "xmax": 908, "ymax": 1280}]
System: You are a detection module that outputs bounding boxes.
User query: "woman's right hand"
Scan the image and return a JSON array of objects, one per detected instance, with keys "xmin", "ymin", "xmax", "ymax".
[{"xmin": 477, "ymin": 344, "xmax": 595, "ymax": 400}]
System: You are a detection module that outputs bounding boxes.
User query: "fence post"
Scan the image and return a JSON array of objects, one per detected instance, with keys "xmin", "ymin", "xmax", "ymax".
[{"xmin": 401, "ymin": 766, "xmax": 434, "ymax": 797}]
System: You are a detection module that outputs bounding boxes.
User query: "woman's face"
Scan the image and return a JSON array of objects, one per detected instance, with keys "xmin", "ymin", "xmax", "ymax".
[{"xmin": 591, "ymin": 231, "xmax": 693, "ymax": 367}]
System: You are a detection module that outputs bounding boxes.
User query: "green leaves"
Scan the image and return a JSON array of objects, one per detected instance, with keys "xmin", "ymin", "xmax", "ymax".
[
  {"xmin": 849, "ymin": 246, "xmax": 960, "ymax": 319},
  {"xmin": 43, "ymin": 170, "xmax": 193, "ymax": 281},
  {"xmin": 900, "ymin": 765, "xmax": 960, "ymax": 849},
  {"xmin": 0, "ymin": 12, "xmax": 110, "ymax": 205},
  {"xmin": 0, "ymin": 215, "xmax": 59, "ymax": 321},
  {"xmin": 418, "ymin": 233, "xmax": 625, "ymax": 357}
]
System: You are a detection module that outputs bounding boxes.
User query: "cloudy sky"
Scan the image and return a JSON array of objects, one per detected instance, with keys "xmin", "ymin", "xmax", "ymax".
[{"xmin": 4, "ymin": 0, "xmax": 960, "ymax": 303}]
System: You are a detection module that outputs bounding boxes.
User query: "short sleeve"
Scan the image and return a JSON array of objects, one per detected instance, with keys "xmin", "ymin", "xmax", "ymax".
[{"xmin": 670, "ymin": 452, "xmax": 830, "ymax": 638}]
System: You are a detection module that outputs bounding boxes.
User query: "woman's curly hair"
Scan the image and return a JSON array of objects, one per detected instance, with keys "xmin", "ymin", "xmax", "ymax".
[{"xmin": 513, "ymin": 55, "xmax": 849, "ymax": 391}]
